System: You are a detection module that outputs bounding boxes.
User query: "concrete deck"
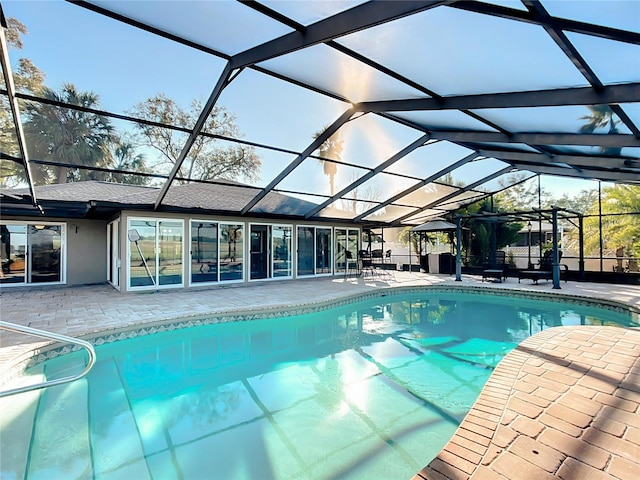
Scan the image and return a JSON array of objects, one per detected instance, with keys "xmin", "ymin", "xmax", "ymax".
[{"xmin": 1, "ymin": 272, "xmax": 639, "ymax": 479}]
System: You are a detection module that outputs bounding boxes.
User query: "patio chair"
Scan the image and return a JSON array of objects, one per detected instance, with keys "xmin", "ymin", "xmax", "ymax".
[
  {"xmin": 344, "ymin": 250, "xmax": 359, "ymax": 278},
  {"xmin": 371, "ymin": 248, "xmax": 392, "ymax": 279},
  {"xmin": 614, "ymin": 247, "xmax": 625, "ymax": 273},
  {"xmin": 359, "ymin": 249, "xmax": 375, "ymax": 277},
  {"xmin": 482, "ymin": 250, "xmax": 508, "ymax": 283}
]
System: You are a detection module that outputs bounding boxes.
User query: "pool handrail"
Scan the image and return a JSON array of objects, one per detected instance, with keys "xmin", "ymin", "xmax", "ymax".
[{"xmin": 0, "ymin": 320, "xmax": 96, "ymax": 398}]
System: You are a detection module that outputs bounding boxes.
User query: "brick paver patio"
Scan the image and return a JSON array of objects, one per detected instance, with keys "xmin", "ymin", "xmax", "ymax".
[{"xmin": 416, "ymin": 326, "xmax": 640, "ymax": 480}]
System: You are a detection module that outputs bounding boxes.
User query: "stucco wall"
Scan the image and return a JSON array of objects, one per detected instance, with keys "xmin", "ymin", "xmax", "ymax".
[{"xmin": 66, "ymin": 219, "xmax": 107, "ymax": 285}]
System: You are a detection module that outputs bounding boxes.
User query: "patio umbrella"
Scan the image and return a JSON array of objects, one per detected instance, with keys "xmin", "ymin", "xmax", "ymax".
[
  {"xmin": 410, "ymin": 219, "xmax": 458, "ymax": 254},
  {"xmin": 410, "ymin": 219, "xmax": 458, "ymax": 273},
  {"xmin": 410, "ymin": 219, "xmax": 457, "ymax": 232}
]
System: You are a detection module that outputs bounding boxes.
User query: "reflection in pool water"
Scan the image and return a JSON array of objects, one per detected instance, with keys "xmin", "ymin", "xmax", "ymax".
[{"xmin": 1, "ymin": 290, "xmax": 634, "ymax": 479}]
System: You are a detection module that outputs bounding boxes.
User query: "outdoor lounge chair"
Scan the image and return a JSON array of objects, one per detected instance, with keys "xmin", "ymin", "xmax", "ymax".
[
  {"xmin": 482, "ymin": 250, "xmax": 508, "ymax": 282},
  {"xmin": 518, "ymin": 250, "xmax": 568, "ymax": 284}
]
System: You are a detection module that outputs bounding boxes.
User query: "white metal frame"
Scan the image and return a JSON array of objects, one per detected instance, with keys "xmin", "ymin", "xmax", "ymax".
[{"xmin": 126, "ymin": 217, "xmax": 185, "ymax": 291}]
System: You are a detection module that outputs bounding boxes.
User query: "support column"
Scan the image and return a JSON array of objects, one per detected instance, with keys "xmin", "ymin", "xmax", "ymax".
[
  {"xmin": 552, "ymin": 208, "xmax": 561, "ymax": 289},
  {"xmin": 455, "ymin": 217, "xmax": 462, "ymax": 281},
  {"xmin": 578, "ymin": 215, "xmax": 585, "ymax": 281}
]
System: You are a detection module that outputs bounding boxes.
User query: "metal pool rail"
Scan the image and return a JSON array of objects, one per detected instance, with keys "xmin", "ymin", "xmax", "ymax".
[{"xmin": 0, "ymin": 320, "xmax": 96, "ymax": 398}]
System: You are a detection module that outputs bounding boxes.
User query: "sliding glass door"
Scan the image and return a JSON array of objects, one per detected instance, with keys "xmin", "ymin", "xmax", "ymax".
[
  {"xmin": 191, "ymin": 222, "xmax": 218, "ymax": 284},
  {"xmin": 1, "ymin": 222, "xmax": 64, "ymax": 286},
  {"xmin": 297, "ymin": 226, "xmax": 332, "ymax": 276},
  {"xmin": 191, "ymin": 221, "xmax": 245, "ymax": 283},
  {"xmin": 158, "ymin": 221, "xmax": 183, "ymax": 286},
  {"xmin": 220, "ymin": 223, "xmax": 244, "ymax": 281},
  {"xmin": 335, "ymin": 228, "xmax": 359, "ymax": 273},
  {"xmin": 250, "ymin": 224, "xmax": 292, "ymax": 281},
  {"xmin": 250, "ymin": 224, "xmax": 269, "ymax": 280},
  {"xmin": 29, "ymin": 225, "xmax": 63, "ymax": 283},
  {"xmin": 316, "ymin": 228, "xmax": 332, "ymax": 274},
  {"xmin": 128, "ymin": 218, "xmax": 184, "ymax": 290},
  {"xmin": 297, "ymin": 227, "xmax": 314, "ymax": 276},
  {"xmin": 272, "ymin": 225, "xmax": 292, "ymax": 278}
]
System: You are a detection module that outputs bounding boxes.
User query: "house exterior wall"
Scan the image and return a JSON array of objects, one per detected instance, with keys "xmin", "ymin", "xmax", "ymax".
[
  {"xmin": 66, "ymin": 219, "xmax": 107, "ymax": 285},
  {"xmin": 2, "ymin": 211, "xmax": 360, "ymax": 292}
]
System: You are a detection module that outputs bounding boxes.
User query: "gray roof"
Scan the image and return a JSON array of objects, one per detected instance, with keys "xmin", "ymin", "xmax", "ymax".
[
  {"xmin": 2, "ymin": 181, "xmax": 155, "ymax": 203},
  {"xmin": 0, "ymin": 180, "xmax": 331, "ymax": 220}
]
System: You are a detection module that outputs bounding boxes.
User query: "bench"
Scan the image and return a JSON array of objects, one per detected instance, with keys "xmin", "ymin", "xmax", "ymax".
[{"xmin": 518, "ymin": 250, "xmax": 568, "ymax": 284}]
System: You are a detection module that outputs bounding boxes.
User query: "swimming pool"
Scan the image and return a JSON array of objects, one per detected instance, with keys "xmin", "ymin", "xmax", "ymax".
[{"xmin": 1, "ymin": 289, "xmax": 635, "ymax": 480}]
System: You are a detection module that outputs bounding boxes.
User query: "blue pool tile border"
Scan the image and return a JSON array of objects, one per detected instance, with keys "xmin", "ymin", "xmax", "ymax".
[{"xmin": 22, "ymin": 285, "xmax": 638, "ymax": 371}]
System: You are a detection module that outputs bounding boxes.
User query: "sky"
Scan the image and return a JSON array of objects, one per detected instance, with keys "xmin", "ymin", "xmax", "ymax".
[{"xmin": 3, "ymin": 0, "xmax": 638, "ymax": 201}]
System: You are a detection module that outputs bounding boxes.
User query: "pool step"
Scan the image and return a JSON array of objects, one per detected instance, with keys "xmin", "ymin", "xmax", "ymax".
[
  {"xmin": 26, "ymin": 371, "xmax": 92, "ymax": 479},
  {"xmin": 0, "ymin": 364, "xmax": 45, "ymax": 480},
  {"xmin": 88, "ymin": 359, "xmax": 150, "ymax": 479}
]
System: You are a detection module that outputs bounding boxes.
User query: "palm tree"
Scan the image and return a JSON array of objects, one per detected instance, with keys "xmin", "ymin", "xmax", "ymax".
[
  {"xmin": 583, "ymin": 184, "xmax": 640, "ymax": 257},
  {"xmin": 23, "ymin": 83, "xmax": 114, "ymax": 184},
  {"xmin": 313, "ymin": 127, "xmax": 344, "ymax": 196},
  {"xmin": 107, "ymin": 140, "xmax": 150, "ymax": 185},
  {"xmin": 456, "ymin": 198, "xmax": 522, "ymax": 266},
  {"xmin": 579, "ymin": 105, "xmax": 621, "ymax": 156}
]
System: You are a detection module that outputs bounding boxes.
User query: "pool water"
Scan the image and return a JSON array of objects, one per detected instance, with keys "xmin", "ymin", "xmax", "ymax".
[{"xmin": 1, "ymin": 290, "xmax": 635, "ymax": 480}]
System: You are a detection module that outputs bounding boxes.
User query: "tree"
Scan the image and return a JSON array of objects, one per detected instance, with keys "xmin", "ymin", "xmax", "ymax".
[
  {"xmin": 495, "ymin": 173, "xmax": 553, "ymax": 211},
  {"xmin": 4, "ymin": 17, "xmax": 45, "ymax": 94},
  {"xmin": 22, "ymin": 83, "xmax": 115, "ymax": 184},
  {"xmin": 105, "ymin": 139, "xmax": 150, "ymax": 185},
  {"xmin": 1, "ymin": 17, "xmax": 46, "ymax": 187},
  {"xmin": 339, "ymin": 174, "xmax": 380, "ymax": 214},
  {"xmin": 313, "ymin": 127, "xmax": 344, "ymax": 195},
  {"xmin": 579, "ymin": 106, "xmax": 621, "ymax": 156},
  {"xmin": 438, "ymin": 172, "xmax": 465, "ymax": 187},
  {"xmin": 456, "ymin": 198, "xmax": 522, "ymax": 265},
  {"xmin": 398, "ymin": 226, "xmax": 427, "ymax": 256},
  {"xmin": 583, "ymin": 184, "xmax": 640, "ymax": 257},
  {"xmin": 128, "ymin": 94, "xmax": 260, "ymax": 183},
  {"xmin": 553, "ymin": 189, "xmax": 598, "ymax": 214}
]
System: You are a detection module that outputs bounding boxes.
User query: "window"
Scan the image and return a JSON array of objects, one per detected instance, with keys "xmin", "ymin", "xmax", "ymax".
[
  {"xmin": 128, "ymin": 218, "xmax": 184, "ymax": 290},
  {"xmin": 220, "ymin": 223, "xmax": 244, "ymax": 281},
  {"xmin": 1, "ymin": 222, "xmax": 65, "ymax": 285}
]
